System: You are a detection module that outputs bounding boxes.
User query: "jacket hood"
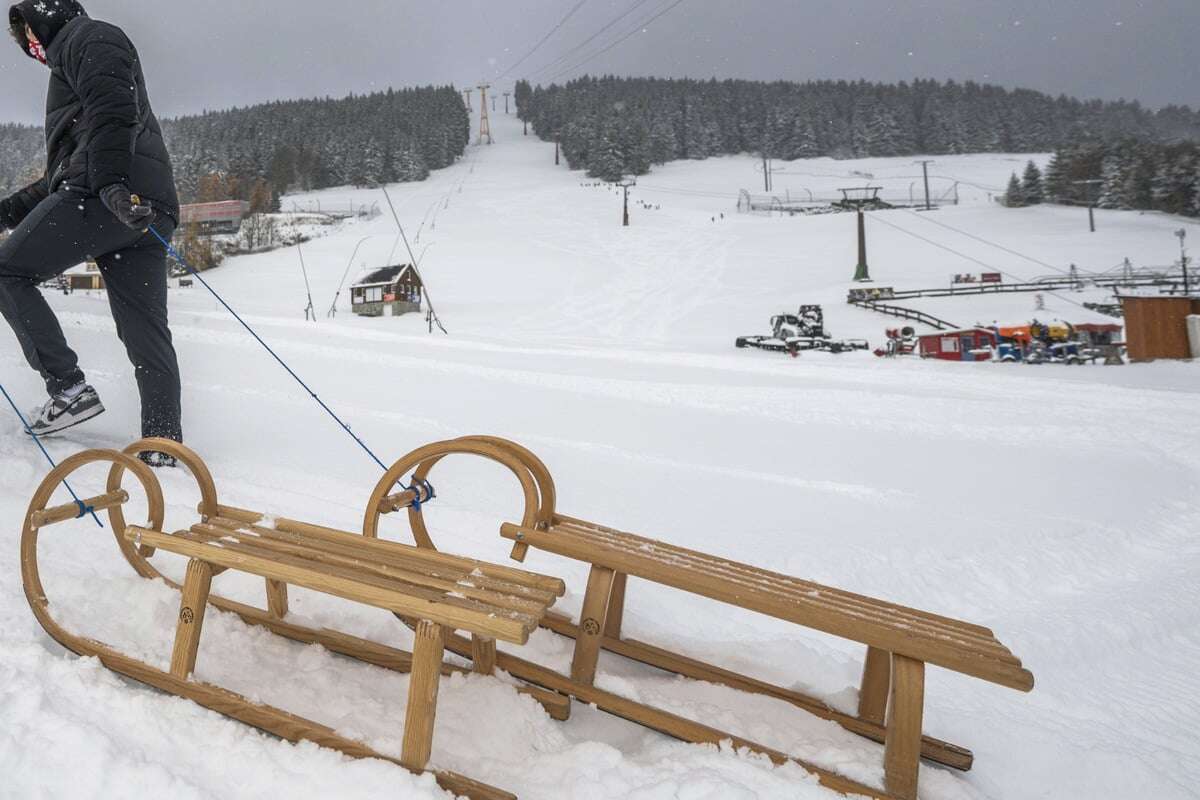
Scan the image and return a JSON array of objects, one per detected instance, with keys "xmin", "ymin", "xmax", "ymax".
[{"xmin": 9, "ymin": 0, "xmax": 85, "ymax": 59}]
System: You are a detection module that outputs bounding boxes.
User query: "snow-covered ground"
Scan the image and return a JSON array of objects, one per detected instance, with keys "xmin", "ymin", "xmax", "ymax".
[{"xmin": 3, "ymin": 112, "xmax": 1198, "ymax": 800}]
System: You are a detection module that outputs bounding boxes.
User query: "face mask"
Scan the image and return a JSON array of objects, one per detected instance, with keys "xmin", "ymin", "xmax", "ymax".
[{"xmin": 28, "ymin": 37, "xmax": 46, "ymax": 65}]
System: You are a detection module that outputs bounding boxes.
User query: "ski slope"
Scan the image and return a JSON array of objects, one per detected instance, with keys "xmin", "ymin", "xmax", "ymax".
[{"xmin": 3, "ymin": 112, "xmax": 1198, "ymax": 800}]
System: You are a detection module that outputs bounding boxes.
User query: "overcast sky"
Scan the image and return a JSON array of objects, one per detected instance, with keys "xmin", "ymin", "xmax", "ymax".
[{"xmin": 0, "ymin": 0, "xmax": 1194, "ymax": 124}]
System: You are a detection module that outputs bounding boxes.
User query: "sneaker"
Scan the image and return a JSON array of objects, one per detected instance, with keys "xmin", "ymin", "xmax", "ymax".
[
  {"xmin": 138, "ymin": 451, "xmax": 178, "ymax": 469},
  {"xmin": 26, "ymin": 384, "xmax": 105, "ymax": 437}
]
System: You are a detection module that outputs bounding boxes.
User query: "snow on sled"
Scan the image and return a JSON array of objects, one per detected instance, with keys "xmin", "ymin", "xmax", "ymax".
[{"xmin": 23, "ymin": 436, "xmax": 1034, "ymax": 800}]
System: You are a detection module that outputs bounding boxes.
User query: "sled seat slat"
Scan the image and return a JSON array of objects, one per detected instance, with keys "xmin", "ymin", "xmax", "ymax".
[
  {"xmin": 501, "ymin": 516, "xmax": 1033, "ymax": 692},
  {"xmin": 205, "ymin": 503, "xmax": 566, "ymax": 596},
  {"xmin": 128, "ymin": 525, "xmax": 556, "ymax": 645}
]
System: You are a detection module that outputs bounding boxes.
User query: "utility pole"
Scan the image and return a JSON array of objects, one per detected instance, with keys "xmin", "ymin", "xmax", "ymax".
[
  {"xmin": 476, "ymin": 82, "xmax": 493, "ymax": 145},
  {"xmin": 1177, "ymin": 228, "xmax": 1190, "ymax": 295},
  {"xmin": 1072, "ymin": 179, "xmax": 1103, "ymax": 232},
  {"xmin": 914, "ymin": 160, "xmax": 935, "ymax": 210},
  {"xmin": 618, "ymin": 179, "xmax": 636, "ymax": 227},
  {"xmin": 462, "ymin": 88, "xmax": 472, "ymax": 111},
  {"xmin": 555, "ymin": 134, "xmax": 560, "ymax": 166},
  {"xmin": 503, "ymin": 91, "xmax": 511, "ymax": 114},
  {"xmin": 762, "ymin": 152, "xmax": 772, "ymax": 192}
]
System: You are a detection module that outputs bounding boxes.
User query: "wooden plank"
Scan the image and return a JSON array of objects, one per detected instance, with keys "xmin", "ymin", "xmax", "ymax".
[
  {"xmin": 884, "ymin": 654, "xmax": 925, "ymax": 800},
  {"xmin": 570, "ymin": 565, "xmax": 615, "ymax": 686},
  {"xmin": 553, "ymin": 519, "xmax": 1007, "ymax": 651},
  {"xmin": 859, "ymin": 646, "xmax": 891, "ymax": 725},
  {"xmin": 29, "ymin": 489, "xmax": 128, "ymax": 529},
  {"xmin": 604, "ymin": 572, "xmax": 627, "ymax": 638},
  {"xmin": 471, "ymin": 635, "xmax": 496, "ymax": 675},
  {"xmin": 401, "ymin": 620, "xmax": 444, "ymax": 771},
  {"xmin": 196, "ymin": 521, "xmax": 552, "ymax": 615},
  {"xmin": 554, "ymin": 515, "xmax": 999, "ymax": 640},
  {"xmin": 186, "ymin": 526, "xmax": 546, "ymax": 633},
  {"xmin": 504, "ymin": 523, "xmax": 1034, "ymax": 691},
  {"xmin": 439, "ymin": 631, "xmax": 895, "ymax": 800},
  {"xmin": 209, "ymin": 504, "xmax": 566, "ymax": 595},
  {"xmin": 208, "ymin": 516, "xmax": 561, "ymax": 606},
  {"xmin": 266, "ymin": 579, "xmax": 288, "ymax": 618},
  {"xmin": 129, "ymin": 527, "xmax": 532, "ymax": 644},
  {"xmin": 538, "ymin": 611, "xmax": 972, "ymax": 771},
  {"xmin": 170, "ymin": 559, "xmax": 213, "ymax": 679}
]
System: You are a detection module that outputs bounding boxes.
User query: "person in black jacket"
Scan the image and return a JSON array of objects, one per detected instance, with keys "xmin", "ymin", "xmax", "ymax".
[{"xmin": 0, "ymin": 0, "xmax": 182, "ymax": 461}]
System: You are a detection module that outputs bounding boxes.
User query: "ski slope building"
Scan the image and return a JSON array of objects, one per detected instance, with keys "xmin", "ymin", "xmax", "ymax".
[{"xmin": 350, "ymin": 265, "xmax": 423, "ymax": 318}]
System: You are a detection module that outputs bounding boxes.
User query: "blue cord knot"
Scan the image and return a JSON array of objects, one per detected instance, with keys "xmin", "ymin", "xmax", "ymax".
[
  {"xmin": 75, "ymin": 500, "xmax": 95, "ymax": 519},
  {"xmin": 408, "ymin": 478, "xmax": 436, "ymax": 513}
]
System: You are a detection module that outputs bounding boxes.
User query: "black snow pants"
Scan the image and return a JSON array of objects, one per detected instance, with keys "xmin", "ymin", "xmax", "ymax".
[{"xmin": 0, "ymin": 190, "xmax": 181, "ymax": 441}]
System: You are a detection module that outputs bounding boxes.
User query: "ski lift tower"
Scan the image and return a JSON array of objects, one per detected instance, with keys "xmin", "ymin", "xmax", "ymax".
[
  {"xmin": 836, "ymin": 186, "xmax": 883, "ymax": 282},
  {"xmin": 477, "ymin": 82, "xmax": 493, "ymax": 145}
]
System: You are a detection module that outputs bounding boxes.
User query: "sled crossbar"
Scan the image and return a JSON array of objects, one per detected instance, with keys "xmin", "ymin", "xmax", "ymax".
[{"xmin": 29, "ymin": 489, "xmax": 128, "ymax": 529}]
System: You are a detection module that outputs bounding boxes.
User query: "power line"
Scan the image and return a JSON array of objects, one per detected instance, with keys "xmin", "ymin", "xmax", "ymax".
[
  {"xmin": 899, "ymin": 209, "xmax": 1072, "ymax": 276},
  {"xmin": 526, "ymin": 0, "xmax": 654, "ymax": 80},
  {"xmin": 866, "ymin": 211, "xmax": 1091, "ymax": 311},
  {"xmin": 543, "ymin": 0, "xmax": 690, "ymax": 83},
  {"xmin": 497, "ymin": 0, "xmax": 588, "ymax": 80}
]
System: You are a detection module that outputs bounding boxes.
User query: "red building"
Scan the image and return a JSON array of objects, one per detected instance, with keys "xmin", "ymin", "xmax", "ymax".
[{"xmin": 918, "ymin": 328, "xmax": 998, "ymax": 361}]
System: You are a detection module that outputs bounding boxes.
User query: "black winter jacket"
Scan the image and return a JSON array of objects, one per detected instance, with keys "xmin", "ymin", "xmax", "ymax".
[{"xmin": 1, "ymin": 1, "xmax": 178, "ymax": 229}]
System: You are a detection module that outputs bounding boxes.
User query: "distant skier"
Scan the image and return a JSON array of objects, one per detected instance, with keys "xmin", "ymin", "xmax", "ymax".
[{"xmin": 0, "ymin": 0, "xmax": 181, "ymax": 463}]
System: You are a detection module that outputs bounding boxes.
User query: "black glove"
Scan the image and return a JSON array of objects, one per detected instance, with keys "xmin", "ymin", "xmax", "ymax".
[{"xmin": 99, "ymin": 184, "xmax": 154, "ymax": 231}]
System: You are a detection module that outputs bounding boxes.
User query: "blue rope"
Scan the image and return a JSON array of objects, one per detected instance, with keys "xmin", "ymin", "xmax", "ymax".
[
  {"xmin": 0, "ymin": 380, "xmax": 104, "ymax": 528},
  {"xmin": 148, "ymin": 225, "xmax": 389, "ymax": 473},
  {"xmin": 148, "ymin": 225, "xmax": 429, "ymax": 512}
]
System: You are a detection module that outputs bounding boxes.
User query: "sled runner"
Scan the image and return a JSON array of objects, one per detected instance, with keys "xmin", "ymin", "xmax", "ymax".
[{"xmin": 23, "ymin": 435, "xmax": 1033, "ymax": 800}]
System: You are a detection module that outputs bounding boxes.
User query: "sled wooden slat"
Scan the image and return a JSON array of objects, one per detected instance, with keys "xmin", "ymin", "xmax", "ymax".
[
  {"xmin": 190, "ymin": 520, "xmax": 552, "ymax": 617},
  {"xmin": 129, "ymin": 525, "xmax": 541, "ymax": 644},
  {"xmin": 502, "ymin": 521, "xmax": 1033, "ymax": 691},
  {"xmin": 207, "ymin": 503, "xmax": 566, "ymax": 596}
]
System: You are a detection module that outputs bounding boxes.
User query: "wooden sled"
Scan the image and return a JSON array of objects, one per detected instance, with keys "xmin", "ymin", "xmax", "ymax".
[
  {"xmin": 21, "ymin": 440, "xmax": 569, "ymax": 800},
  {"xmin": 23, "ymin": 436, "xmax": 1034, "ymax": 800},
  {"xmin": 360, "ymin": 435, "xmax": 1036, "ymax": 800}
]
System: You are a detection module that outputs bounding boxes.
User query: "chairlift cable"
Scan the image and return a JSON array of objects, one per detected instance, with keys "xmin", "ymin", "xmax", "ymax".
[
  {"xmin": 542, "ymin": 0, "xmax": 691, "ymax": 83},
  {"xmin": 497, "ymin": 0, "xmax": 589, "ymax": 80},
  {"xmin": 526, "ymin": 0, "xmax": 654, "ymax": 80}
]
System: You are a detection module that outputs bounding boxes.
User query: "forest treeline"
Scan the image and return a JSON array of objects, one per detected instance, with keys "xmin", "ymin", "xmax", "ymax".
[
  {"xmin": 0, "ymin": 85, "xmax": 469, "ymax": 208},
  {"xmin": 514, "ymin": 76, "xmax": 1200, "ymax": 187},
  {"xmin": 1033, "ymin": 140, "xmax": 1200, "ymax": 217}
]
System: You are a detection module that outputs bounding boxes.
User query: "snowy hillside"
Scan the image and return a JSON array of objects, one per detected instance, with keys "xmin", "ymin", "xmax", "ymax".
[{"xmin": 3, "ymin": 112, "xmax": 1198, "ymax": 800}]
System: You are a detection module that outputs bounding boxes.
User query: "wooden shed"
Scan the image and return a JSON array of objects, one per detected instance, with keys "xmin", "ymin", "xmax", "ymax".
[
  {"xmin": 918, "ymin": 328, "xmax": 998, "ymax": 361},
  {"xmin": 350, "ymin": 265, "xmax": 423, "ymax": 318},
  {"xmin": 1119, "ymin": 296, "xmax": 1200, "ymax": 361}
]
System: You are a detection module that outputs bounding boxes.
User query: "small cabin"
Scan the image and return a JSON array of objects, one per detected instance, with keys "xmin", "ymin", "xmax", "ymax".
[
  {"xmin": 64, "ymin": 261, "xmax": 105, "ymax": 291},
  {"xmin": 179, "ymin": 200, "xmax": 251, "ymax": 234},
  {"xmin": 350, "ymin": 264, "xmax": 423, "ymax": 318},
  {"xmin": 919, "ymin": 328, "xmax": 998, "ymax": 361}
]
